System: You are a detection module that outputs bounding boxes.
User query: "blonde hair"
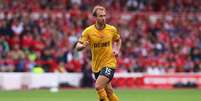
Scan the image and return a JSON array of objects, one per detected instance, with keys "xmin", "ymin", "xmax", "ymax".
[{"xmin": 92, "ymin": 5, "xmax": 106, "ymax": 17}]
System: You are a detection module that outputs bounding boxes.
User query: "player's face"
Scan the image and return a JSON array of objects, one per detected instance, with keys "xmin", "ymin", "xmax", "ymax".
[{"xmin": 96, "ymin": 10, "xmax": 106, "ymax": 24}]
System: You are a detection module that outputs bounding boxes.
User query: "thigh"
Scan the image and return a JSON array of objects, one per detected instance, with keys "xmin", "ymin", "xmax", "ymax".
[
  {"xmin": 95, "ymin": 75, "xmax": 110, "ymax": 89},
  {"xmin": 95, "ymin": 67, "xmax": 115, "ymax": 89},
  {"xmin": 99, "ymin": 67, "xmax": 115, "ymax": 82}
]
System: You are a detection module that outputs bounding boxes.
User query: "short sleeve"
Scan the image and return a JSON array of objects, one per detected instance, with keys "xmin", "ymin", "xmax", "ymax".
[
  {"xmin": 79, "ymin": 29, "xmax": 89, "ymax": 43},
  {"xmin": 113, "ymin": 27, "xmax": 120, "ymax": 41}
]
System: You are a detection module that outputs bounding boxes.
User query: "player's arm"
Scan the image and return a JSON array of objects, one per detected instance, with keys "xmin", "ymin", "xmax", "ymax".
[
  {"xmin": 74, "ymin": 28, "xmax": 89, "ymax": 51},
  {"xmin": 112, "ymin": 27, "xmax": 121, "ymax": 57},
  {"xmin": 113, "ymin": 39, "xmax": 121, "ymax": 57},
  {"xmin": 75, "ymin": 41, "xmax": 89, "ymax": 51}
]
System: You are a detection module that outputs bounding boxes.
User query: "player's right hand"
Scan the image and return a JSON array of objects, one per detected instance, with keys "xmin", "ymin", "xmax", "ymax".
[
  {"xmin": 76, "ymin": 41, "xmax": 89, "ymax": 51},
  {"xmin": 83, "ymin": 41, "xmax": 89, "ymax": 47}
]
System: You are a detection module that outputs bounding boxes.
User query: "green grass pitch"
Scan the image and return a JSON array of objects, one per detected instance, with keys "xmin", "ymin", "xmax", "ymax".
[{"xmin": 0, "ymin": 89, "xmax": 201, "ymax": 101}]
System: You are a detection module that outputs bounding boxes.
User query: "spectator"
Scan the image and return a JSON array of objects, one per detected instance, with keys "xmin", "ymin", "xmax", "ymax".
[{"xmin": 0, "ymin": 0, "xmax": 200, "ymax": 73}]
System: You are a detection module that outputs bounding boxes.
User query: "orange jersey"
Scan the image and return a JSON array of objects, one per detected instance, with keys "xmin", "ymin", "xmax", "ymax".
[{"xmin": 79, "ymin": 24, "xmax": 120, "ymax": 73}]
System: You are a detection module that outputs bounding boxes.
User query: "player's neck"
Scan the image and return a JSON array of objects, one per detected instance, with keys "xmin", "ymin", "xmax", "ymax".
[{"xmin": 95, "ymin": 22, "xmax": 106, "ymax": 30}]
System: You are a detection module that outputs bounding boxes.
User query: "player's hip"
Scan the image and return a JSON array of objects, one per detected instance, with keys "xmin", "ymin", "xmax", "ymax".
[{"xmin": 92, "ymin": 63, "xmax": 116, "ymax": 72}]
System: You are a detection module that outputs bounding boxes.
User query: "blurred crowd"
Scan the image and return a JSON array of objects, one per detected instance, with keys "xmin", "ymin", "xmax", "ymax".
[{"xmin": 0, "ymin": 0, "xmax": 200, "ymax": 74}]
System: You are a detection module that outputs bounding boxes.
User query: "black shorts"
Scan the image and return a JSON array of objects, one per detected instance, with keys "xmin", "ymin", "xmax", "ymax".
[{"xmin": 94, "ymin": 67, "xmax": 115, "ymax": 82}]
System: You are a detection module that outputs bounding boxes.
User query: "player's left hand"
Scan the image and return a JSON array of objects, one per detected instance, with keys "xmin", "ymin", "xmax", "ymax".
[{"xmin": 113, "ymin": 49, "xmax": 119, "ymax": 57}]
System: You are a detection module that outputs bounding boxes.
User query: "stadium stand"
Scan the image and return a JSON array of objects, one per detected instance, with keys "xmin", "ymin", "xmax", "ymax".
[{"xmin": 0, "ymin": 0, "xmax": 200, "ymax": 74}]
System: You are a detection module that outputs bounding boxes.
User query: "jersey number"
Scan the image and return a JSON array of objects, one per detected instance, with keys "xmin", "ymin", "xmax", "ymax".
[{"xmin": 105, "ymin": 68, "xmax": 112, "ymax": 75}]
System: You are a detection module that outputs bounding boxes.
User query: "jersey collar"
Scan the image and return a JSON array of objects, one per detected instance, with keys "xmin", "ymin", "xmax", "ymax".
[{"xmin": 94, "ymin": 23, "xmax": 106, "ymax": 30}]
